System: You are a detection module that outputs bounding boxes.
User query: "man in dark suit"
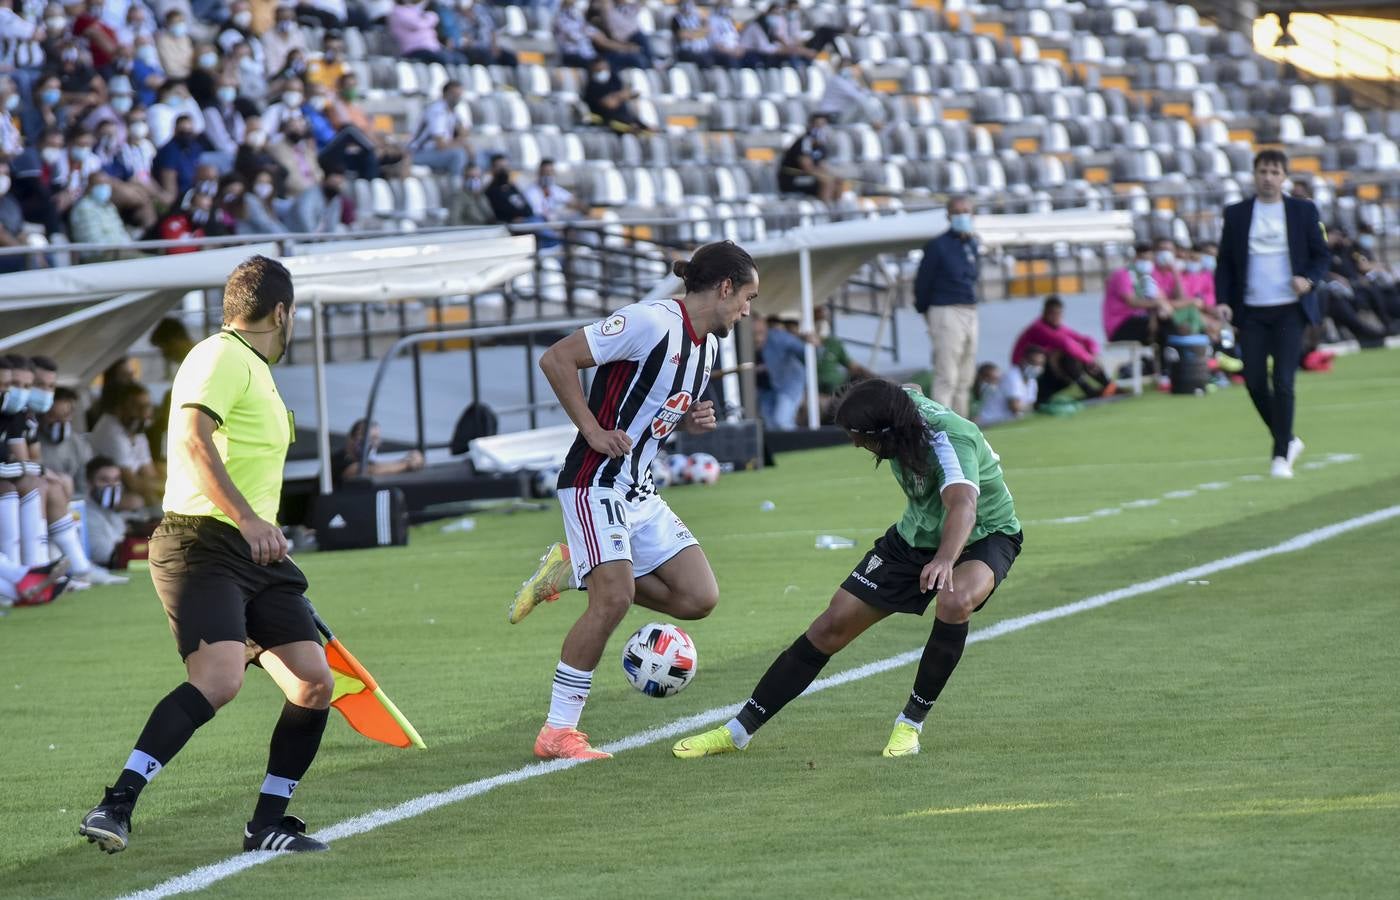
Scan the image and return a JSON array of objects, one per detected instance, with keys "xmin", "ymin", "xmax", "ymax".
[{"xmin": 1216, "ymin": 150, "xmax": 1330, "ymax": 479}]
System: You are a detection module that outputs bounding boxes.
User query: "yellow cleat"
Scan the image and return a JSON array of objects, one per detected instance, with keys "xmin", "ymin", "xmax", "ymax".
[
  {"xmin": 509, "ymin": 543, "xmax": 572, "ymax": 625},
  {"xmin": 882, "ymin": 721, "xmax": 922, "ymax": 758},
  {"xmin": 672, "ymin": 724, "xmax": 742, "ymax": 759}
]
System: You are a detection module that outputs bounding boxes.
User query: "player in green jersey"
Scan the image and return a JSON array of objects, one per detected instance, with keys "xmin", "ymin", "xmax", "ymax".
[{"xmin": 674, "ymin": 378, "xmax": 1023, "ymax": 759}]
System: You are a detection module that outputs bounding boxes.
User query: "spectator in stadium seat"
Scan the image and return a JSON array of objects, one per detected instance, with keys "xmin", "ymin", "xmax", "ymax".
[
  {"xmin": 332, "ymin": 419, "xmax": 424, "ymax": 488},
  {"xmin": 299, "ymin": 0, "xmax": 351, "ymax": 30},
  {"xmin": 0, "ymin": 161, "xmax": 38, "ymax": 274},
  {"xmin": 263, "ymin": 4, "xmax": 308, "ymax": 76},
  {"xmin": 155, "ymin": 189, "xmax": 218, "ymax": 252},
  {"xmin": 389, "ymin": 0, "xmax": 464, "ymax": 66},
  {"xmin": 307, "ymin": 32, "xmax": 348, "ymax": 91},
  {"xmin": 671, "ymin": 1, "xmax": 713, "ymax": 67},
  {"xmin": 1102, "ymin": 242, "xmax": 1174, "ymax": 346},
  {"xmin": 186, "ymin": 43, "xmax": 222, "ymax": 110},
  {"xmin": 914, "ymin": 195, "xmax": 980, "ymax": 417},
  {"xmin": 449, "ymin": 162, "xmax": 494, "ymax": 226},
  {"xmin": 456, "ymin": 0, "xmax": 519, "ymax": 66},
  {"xmin": 201, "ymin": 73, "xmax": 246, "ymax": 160},
  {"xmin": 218, "ymin": 3, "xmax": 266, "ymax": 69},
  {"xmin": 267, "ymin": 115, "xmax": 323, "ymax": 197},
  {"xmin": 69, "ymin": 171, "xmax": 133, "ymax": 261},
  {"xmin": 73, "ymin": 0, "xmax": 120, "ymax": 73},
  {"xmin": 37, "ymin": 387, "xmax": 93, "ymax": 494},
  {"xmin": 156, "ymin": 9, "xmax": 194, "ymax": 78},
  {"xmin": 225, "ymin": 39, "xmax": 269, "ymax": 103},
  {"xmin": 485, "ymin": 154, "xmax": 535, "ymax": 224},
  {"xmin": 153, "ymin": 114, "xmax": 205, "ymax": 200},
  {"xmin": 13, "ymin": 128, "xmax": 79, "ymax": 234},
  {"xmin": 406, "ymin": 79, "xmax": 472, "ymax": 174},
  {"xmin": 260, "ymin": 78, "xmax": 306, "ymax": 140},
  {"xmin": 582, "ymin": 56, "xmax": 647, "ymax": 134},
  {"xmin": 778, "ymin": 113, "xmax": 840, "ymax": 204},
  {"xmin": 130, "ymin": 36, "xmax": 166, "ymax": 107},
  {"xmin": 82, "ymin": 74, "xmax": 134, "ymax": 142},
  {"xmin": 222, "ymin": 173, "xmax": 289, "ymax": 234},
  {"xmin": 21, "ymin": 74, "xmax": 69, "ymax": 141},
  {"xmin": 820, "ymin": 57, "xmax": 884, "ymax": 128},
  {"xmin": 286, "ymin": 165, "xmax": 353, "ymax": 234},
  {"xmin": 1013, "ymin": 296, "xmax": 1115, "ymax": 404},
  {"xmin": 235, "ymin": 120, "xmax": 287, "ymax": 186},
  {"xmin": 738, "ymin": 9, "xmax": 781, "ymax": 67},
  {"xmin": 522, "ymin": 158, "xmax": 583, "ymax": 250},
  {"xmin": 325, "ymin": 72, "xmax": 402, "ymax": 179},
  {"xmin": 149, "ymin": 79, "xmax": 205, "ymax": 147},
  {"xmin": 756, "ymin": 1, "xmax": 816, "ymax": 66},
  {"xmin": 89, "ymin": 383, "xmax": 163, "ymax": 506},
  {"xmin": 597, "ymin": 0, "xmax": 654, "ymax": 69},
  {"xmin": 110, "ymin": 107, "xmax": 172, "ymax": 209},
  {"xmin": 554, "ymin": 2, "xmax": 602, "ymax": 67},
  {"xmin": 706, "ymin": 2, "xmax": 749, "ymax": 68},
  {"xmin": 0, "ymin": 80, "xmax": 24, "ymax": 158}
]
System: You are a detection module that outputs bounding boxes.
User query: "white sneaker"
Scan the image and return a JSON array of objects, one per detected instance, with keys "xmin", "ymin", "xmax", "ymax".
[
  {"xmin": 1270, "ymin": 457, "xmax": 1294, "ymax": 479},
  {"xmin": 66, "ymin": 577, "xmax": 93, "ymax": 592},
  {"xmin": 81, "ymin": 566, "xmax": 130, "ymax": 586},
  {"xmin": 1286, "ymin": 437, "xmax": 1305, "ymax": 466}
]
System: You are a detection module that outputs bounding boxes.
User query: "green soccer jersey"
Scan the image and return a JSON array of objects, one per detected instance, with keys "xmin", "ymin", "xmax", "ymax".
[
  {"xmin": 163, "ymin": 330, "xmax": 292, "ymax": 527},
  {"xmin": 889, "ymin": 388, "xmax": 1021, "ymax": 550}
]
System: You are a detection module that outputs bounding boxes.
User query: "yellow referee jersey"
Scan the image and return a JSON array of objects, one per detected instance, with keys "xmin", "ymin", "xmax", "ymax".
[{"xmin": 162, "ymin": 330, "xmax": 292, "ymax": 527}]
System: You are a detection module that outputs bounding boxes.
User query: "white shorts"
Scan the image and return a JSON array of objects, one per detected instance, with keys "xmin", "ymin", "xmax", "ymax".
[{"xmin": 558, "ymin": 487, "xmax": 698, "ymax": 584}]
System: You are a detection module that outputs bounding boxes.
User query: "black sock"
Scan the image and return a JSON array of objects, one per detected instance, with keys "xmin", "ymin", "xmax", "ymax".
[
  {"xmin": 250, "ymin": 702, "xmax": 329, "ymax": 831},
  {"xmin": 734, "ymin": 634, "xmax": 831, "ymax": 735},
  {"xmin": 113, "ymin": 682, "xmax": 216, "ymax": 804},
  {"xmin": 902, "ymin": 619, "xmax": 969, "ymax": 724}
]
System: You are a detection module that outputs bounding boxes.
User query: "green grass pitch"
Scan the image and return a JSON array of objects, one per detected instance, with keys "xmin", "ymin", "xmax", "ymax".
[{"xmin": 3, "ymin": 350, "xmax": 1399, "ymax": 899}]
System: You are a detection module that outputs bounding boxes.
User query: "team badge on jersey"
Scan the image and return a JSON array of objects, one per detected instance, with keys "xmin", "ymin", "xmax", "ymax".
[
  {"xmin": 651, "ymin": 390, "xmax": 692, "ymax": 439},
  {"xmin": 600, "ymin": 314, "xmax": 626, "ymax": 336}
]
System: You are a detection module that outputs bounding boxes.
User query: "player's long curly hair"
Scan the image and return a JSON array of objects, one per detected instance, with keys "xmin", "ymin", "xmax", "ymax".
[{"xmin": 833, "ymin": 379, "xmax": 931, "ymax": 478}]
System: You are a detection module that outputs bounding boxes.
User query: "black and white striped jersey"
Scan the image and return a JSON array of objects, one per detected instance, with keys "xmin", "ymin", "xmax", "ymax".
[{"xmin": 557, "ymin": 299, "xmax": 716, "ymax": 501}]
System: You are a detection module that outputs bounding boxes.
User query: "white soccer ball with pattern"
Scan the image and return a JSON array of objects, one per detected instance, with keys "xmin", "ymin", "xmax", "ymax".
[
  {"xmin": 531, "ymin": 466, "xmax": 560, "ymax": 498},
  {"xmin": 667, "ymin": 453, "xmax": 693, "ymax": 485},
  {"xmin": 649, "ymin": 455, "xmax": 674, "ymax": 489},
  {"xmin": 621, "ymin": 622, "xmax": 698, "ymax": 697},
  {"xmin": 688, "ymin": 452, "xmax": 721, "ymax": 485}
]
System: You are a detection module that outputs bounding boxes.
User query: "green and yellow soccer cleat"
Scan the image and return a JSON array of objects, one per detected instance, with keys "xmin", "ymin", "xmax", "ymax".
[
  {"xmin": 881, "ymin": 721, "xmax": 922, "ymax": 758},
  {"xmin": 508, "ymin": 543, "xmax": 572, "ymax": 625},
  {"xmin": 672, "ymin": 724, "xmax": 742, "ymax": 759}
]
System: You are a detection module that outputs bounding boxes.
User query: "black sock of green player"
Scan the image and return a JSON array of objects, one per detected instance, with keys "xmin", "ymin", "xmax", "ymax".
[
  {"xmin": 734, "ymin": 634, "xmax": 831, "ymax": 735},
  {"xmin": 250, "ymin": 702, "xmax": 329, "ymax": 831},
  {"xmin": 113, "ymin": 682, "xmax": 217, "ymax": 802},
  {"xmin": 902, "ymin": 619, "xmax": 969, "ymax": 724}
]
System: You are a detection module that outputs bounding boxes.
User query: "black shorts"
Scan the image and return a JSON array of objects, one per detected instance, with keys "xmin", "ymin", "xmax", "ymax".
[
  {"xmin": 149, "ymin": 513, "xmax": 320, "ymax": 662},
  {"xmin": 840, "ymin": 525, "xmax": 1023, "ymax": 616},
  {"xmin": 1108, "ymin": 316, "xmax": 1155, "ymax": 344}
]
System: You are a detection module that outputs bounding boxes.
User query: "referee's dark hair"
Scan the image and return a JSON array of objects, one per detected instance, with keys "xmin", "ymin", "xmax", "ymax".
[
  {"xmin": 223, "ymin": 255, "xmax": 294, "ymax": 324},
  {"xmin": 833, "ymin": 378, "xmax": 931, "ymax": 478},
  {"xmin": 672, "ymin": 240, "xmax": 756, "ymax": 295}
]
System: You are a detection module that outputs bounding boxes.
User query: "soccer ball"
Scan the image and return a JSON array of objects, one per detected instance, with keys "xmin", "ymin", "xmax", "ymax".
[
  {"xmin": 667, "ymin": 453, "xmax": 693, "ymax": 485},
  {"xmin": 649, "ymin": 455, "xmax": 673, "ymax": 490},
  {"xmin": 531, "ymin": 466, "xmax": 560, "ymax": 498},
  {"xmin": 688, "ymin": 452, "xmax": 720, "ymax": 485},
  {"xmin": 621, "ymin": 622, "xmax": 698, "ymax": 697}
]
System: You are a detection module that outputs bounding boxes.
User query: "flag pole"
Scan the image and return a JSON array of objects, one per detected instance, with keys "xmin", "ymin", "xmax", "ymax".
[{"xmin": 310, "ymin": 605, "xmax": 427, "ymax": 750}]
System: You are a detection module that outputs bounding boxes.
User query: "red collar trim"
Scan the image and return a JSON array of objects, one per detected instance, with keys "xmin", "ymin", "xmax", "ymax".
[{"xmin": 677, "ymin": 299, "xmax": 703, "ymax": 346}]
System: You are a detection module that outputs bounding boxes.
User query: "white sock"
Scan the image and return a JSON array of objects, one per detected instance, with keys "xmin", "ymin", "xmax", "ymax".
[
  {"xmin": 724, "ymin": 718, "xmax": 752, "ymax": 749},
  {"xmin": 895, "ymin": 714, "xmax": 924, "ymax": 733},
  {"xmin": 49, "ymin": 515, "xmax": 93, "ymax": 575},
  {"xmin": 123, "ymin": 749, "xmax": 163, "ymax": 784},
  {"xmin": 0, "ymin": 579, "xmax": 16, "ymax": 603},
  {"xmin": 0, "ymin": 493, "xmax": 18, "ymax": 563},
  {"xmin": 0, "ymin": 549, "xmax": 26, "ymax": 584},
  {"xmin": 546, "ymin": 661, "xmax": 593, "ymax": 729},
  {"xmin": 19, "ymin": 490, "xmax": 47, "ymax": 566}
]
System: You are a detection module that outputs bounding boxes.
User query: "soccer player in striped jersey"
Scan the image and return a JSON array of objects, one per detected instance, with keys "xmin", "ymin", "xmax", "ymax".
[
  {"xmin": 515, "ymin": 240, "xmax": 758, "ymax": 760},
  {"xmin": 673, "ymin": 378, "xmax": 1023, "ymax": 759}
]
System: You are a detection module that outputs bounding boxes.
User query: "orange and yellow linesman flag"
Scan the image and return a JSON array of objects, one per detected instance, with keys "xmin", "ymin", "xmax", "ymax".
[{"xmin": 312, "ymin": 610, "xmax": 426, "ymax": 750}]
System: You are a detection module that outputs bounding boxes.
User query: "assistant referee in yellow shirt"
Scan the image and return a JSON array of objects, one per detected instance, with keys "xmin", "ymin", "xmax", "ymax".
[{"xmin": 80, "ymin": 256, "xmax": 336, "ymax": 855}]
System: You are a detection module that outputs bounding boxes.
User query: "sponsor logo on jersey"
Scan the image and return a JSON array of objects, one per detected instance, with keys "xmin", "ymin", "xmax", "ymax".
[
  {"xmin": 599, "ymin": 314, "xmax": 626, "ymax": 336},
  {"xmin": 670, "ymin": 352, "xmax": 681, "ymax": 365},
  {"xmin": 650, "ymin": 390, "xmax": 692, "ymax": 439},
  {"xmin": 865, "ymin": 555, "xmax": 883, "ymax": 575},
  {"xmin": 611, "ymin": 533, "xmax": 626, "ymax": 553}
]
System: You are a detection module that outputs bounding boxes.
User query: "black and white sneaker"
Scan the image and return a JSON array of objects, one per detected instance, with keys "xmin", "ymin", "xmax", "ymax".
[
  {"xmin": 79, "ymin": 786, "xmax": 134, "ymax": 853},
  {"xmin": 243, "ymin": 815, "xmax": 329, "ymax": 853}
]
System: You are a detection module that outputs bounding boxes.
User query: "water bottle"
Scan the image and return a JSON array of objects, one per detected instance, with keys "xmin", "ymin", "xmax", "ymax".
[
  {"xmin": 440, "ymin": 516, "xmax": 477, "ymax": 534},
  {"xmin": 815, "ymin": 534, "xmax": 855, "ymax": 550}
]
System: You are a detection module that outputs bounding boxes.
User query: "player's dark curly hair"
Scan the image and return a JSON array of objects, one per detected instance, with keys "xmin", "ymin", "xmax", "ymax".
[
  {"xmin": 833, "ymin": 379, "xmax": 931, "ymax": 478},
  {"xmin": 223, "ymin": 254, "xmax": 294, "ymax": 324},
  {"xmin": 673, "ymin": 240, "xmax": 756, "ymax": 295}
]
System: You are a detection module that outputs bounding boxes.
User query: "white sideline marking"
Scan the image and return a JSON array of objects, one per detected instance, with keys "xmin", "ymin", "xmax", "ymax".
[
  {"xmin": 118, "ymin": 505, "xmax": 1400, "ymax": 900},
  {"xmin": 1030, "ymin": 453, "xmax": 1359, "ymax": 526}
]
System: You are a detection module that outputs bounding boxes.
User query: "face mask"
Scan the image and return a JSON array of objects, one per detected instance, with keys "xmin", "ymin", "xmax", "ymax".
[
  {"xmin": 1155, "ymin": 251, "xmax": 1176, "ymax": 267},
  {"xmin": 466, "ymin": 175, "xmax": 482, "ymax": 191},
  {"xmin": 176, "ymin": 131, "xmax": 196, "ymax": 146},
  {"xmin": 1358, "ymin": 235, "xmax": 1376, "ymax": 251},
  {"xmin": 1133, "ymin": 259, "xmax": 1153, "ymax": 275},
  {"xmin": 811, "ymin": 126, "xmax": 829, "ymax": 142},
  {"xmin": 270, "ymin": 311, "xmax": 293, "ymax": 364},
  {"xmin": 0, "ymin": 175, "xmax": 9, "ymax": 194},
  {"xmin": 41, "ymin": 146, "xmax": 63, "ymax": 164},
  {"xmin": 90, "ymin": 182, "xmax": 112, "ymax": 203},
  {"xmin": 282, "ymin": 91, "xmax": 303, "ymax": 108},
  {"xmin": 950, "ymin": 213, "xmax": 973, "ymax": 233},
  {"xmin": 1, "ymin": 387, "xmax": 28, "ymax": 414},
  {"xmin": 217, "ymin": 85, "xmax": 237, "ymax": 104},
  {"xmin": 190, "ymin": 208, "xmax": 209, "ymax": 226},
  {"xmin": 1199, "ymin": 254, "xmax": 1216, "ymax": 272},
  {"xmin": 62, "ymin": 47, "xmax": 80, "ymax": 63},
  {"xmin": 278, "ymin": 19, "xmax": 294, "ymax": 31},
  {"xmin": 45, "ymin": 420, "xmax": 69, "ymax": 444},
  {"xmin": 198, "ymin": 179, "xmax": 217, "ymax": 196},
  {"xmin": 309, "ymin": 94, "xmax": 328, "ymax": 111},
  {"xmin": 246, "ymin": 129, "xmax": 267, "ymax": 149},
  {"xmin": 45, "ymin": 16, "xmax": 64, "ymax": 31},
  {"xmin": 340, "ymin": 87, "xmax": 358, "ymax": 101},
  {"xmin": 233, "ymin": 10, "xmax": 252, "ymax": 28},
  {"xmin": 70, "ymin": 146, "xmax": 91, "ymax": 162},
  {"xmin": 28, "ymin": 388, "xmax": 53, "ymax": 413},
  {"xmin": 199, "ymin": 51, "xmax": 219, "ymax": 69},
  {"xmin": 1183, "ymin": 260, "xmax": 1201, "ymax": 273},
  {"xmin": 3, "ymin": 93, "xmax": 16, "ymax": 111},
  {"xmin": 40, "ymin": 88, "xmax": 61, "ymax": 106},
  {"xmin": 1023, "ymin": 365, "xmax": 1043, "ymax": 380},
  {"xmin": 95, "ymin": 483, "xmax": 123, "ymax": 509},
  {"xmin": 253, "ymin": 181, "xmax": 274, "ymax": 199},
  {"xmin": 111, "ymin": 94, "xmax": 133, "ymax": 113},
  {"xmin": 539, "ymin": 175, "xmax": 554, "ymax": 188},
  {"xmin": 170, "ymin": 22, "xmax": 188, "ymax": 37},
  {"xmin": 325, "ymin": 48, "xmax": 340, "ymax": 61},
  {"xmin": 129, "ymin": 121, "xmax": 149, "ymax": 139},
  {"xmin": 136, "ymin": 45, "xmax": 158, "ymax": 64},
  {"xmin": 592, "ymin": 71, "xmax": 610, "ymax": 82}
]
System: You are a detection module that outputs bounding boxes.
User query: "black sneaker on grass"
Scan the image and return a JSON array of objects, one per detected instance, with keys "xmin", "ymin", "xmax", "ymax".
[
  {"xmin": 243, "ymin": 815, "xmax": 329, "ymax": 852},
  {"xmin": 79, "ymin": 786, "xmax": 134, "ymax": 853}
]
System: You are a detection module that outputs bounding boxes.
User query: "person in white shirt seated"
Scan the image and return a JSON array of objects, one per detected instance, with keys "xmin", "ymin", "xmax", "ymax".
[
  {"xmin": 88, "ymin": 383, "xmax": 164, "ymax": 507},
  {"xmin": 975, "ymin": 346, "xmax": 1046, "ymax": 427},
  {"xmin": 521, "ymin": 159, "xmax": 583, "ymax": 252}
]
